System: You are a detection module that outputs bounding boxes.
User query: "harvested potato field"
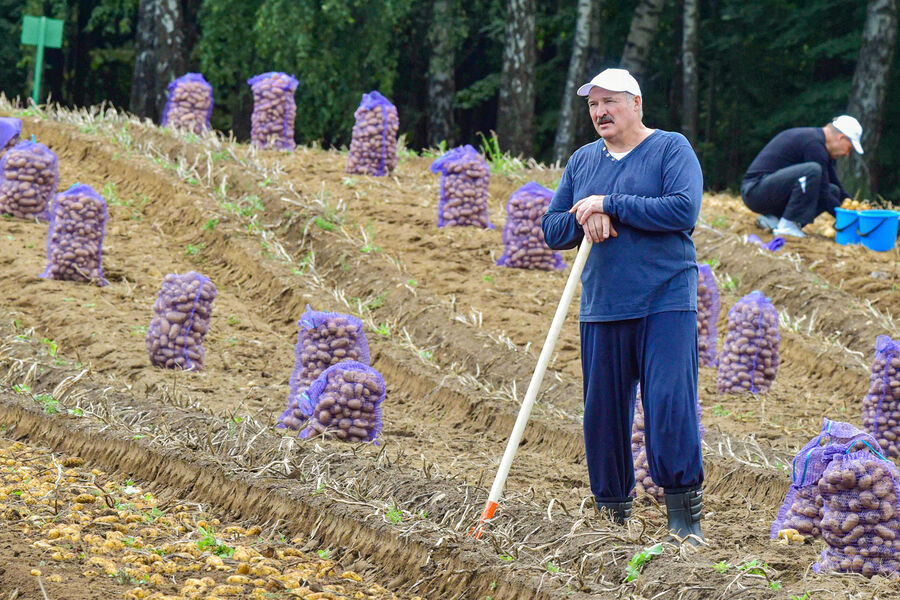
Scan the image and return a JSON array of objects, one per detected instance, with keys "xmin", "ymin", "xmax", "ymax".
[{"xmin": 1, "ymin": 101, "xmax": 899, "ymax": 599}]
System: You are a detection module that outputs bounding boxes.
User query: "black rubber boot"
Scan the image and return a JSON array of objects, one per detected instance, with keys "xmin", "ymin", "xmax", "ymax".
[
  {"xmin": 664, "ymin": 488, "xmax": 705, "ymax": 545},
  {"xmin": 595, "ymin": 498, "xmax": 633, "ymax": 525}
]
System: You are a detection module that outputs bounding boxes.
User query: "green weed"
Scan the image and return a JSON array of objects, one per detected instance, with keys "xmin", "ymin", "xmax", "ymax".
[
  {"xmin": 386, "ymin": 501, "xmax": 403, "ymax": 524},
  {"xmin": 710, "ymin": 216, "xmax": 728, "ymax": 229},
  {"xmin": 366, "ymin": 291, "xmax": 388, "ymax": 311},
  {"xmin": 196, "ymin": 526, "xmax": 234, "ymax": 558},
  {"xmin": 723, "ymin": 276, "xmax": 739, "ymax": 291},
  {"xmin": 202, "ymin": 218, "xmax": 219, "ymax": 231},
  {"xmin": 712, "ymin": 404, "xmax": 730, "ymax": 417},
  {"xmin": 499, "ymin": 554, "xmax": 514, "ymax": 562},
  {"xmin": 185, "ymin": 243, "xmax": 204, "ymax": 256},
  {"xmin": 713, "ymin": 561, "xmax": 729, "ymax": 573},
  {"xmin": 34, "ymin": 394, "xmax": 59, "ymax": 414},
  {"xmin": 375, "ymin": 322, "xmax": 390, "ymax": 337},
  {"xmin": 314, "ymin": 216, "xmax": 336, "ymax": 231},
  {"xmin": 40, "ymin": 338, "xmax": 58, "ymax": 356},
  {"xmin": 546, "ymin": 561, "xmax": 559, "ymax": 573},
  {"xmin": 12, "ymin": 383, "xmax": 31, "ymax": 394},
  {"xmin": 625, "ymin": 543, "xmax": 663, "ymax": 582},
  {"xmin": 317, "ymin": 549, "xmax": 332, "ymax": 559}
]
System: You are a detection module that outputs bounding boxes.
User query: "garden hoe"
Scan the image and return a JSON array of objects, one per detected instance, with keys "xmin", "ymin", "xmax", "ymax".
[{"xmin": 470, "ymin": 238, "xmax": 592, "ymax": 539}]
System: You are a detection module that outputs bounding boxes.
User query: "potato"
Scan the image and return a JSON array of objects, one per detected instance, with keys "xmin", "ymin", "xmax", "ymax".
[
  {"xmin": 278, "ymin": 307, "xmax": 371, "ymax": 431},
  {"xmin": 0, "ymin": 117, "xmax": 21, "ymax": 160},
  {"xmin": 346, "ymin": 91, "xmax": 399, "ymax": 176},
  {"xmin": 161, "ymin": 73, "xmax": 213, "ymax": 134},
  {"xmin": 247, "ymin": 72, "xmax": 298, "ymax": 151},
  {"xmin": 296, "ymin": 362, "xmax": 385, "ymax": 443},
  {"xmin": 862, "ymin": 336, "xmax": 900, "ymax": 459},
  {"xmin": 497, "ymin": 183, "xmax": 565, "ymax": 271},
  {"xmin": 631, "ymin": 388, "xmax": 703, "ymax": 502},
  {"xmin": 430, "ymin": 145, "xmax": 493, "ymax": 229},
  {"xmin": 697, "ymin": 263, "xmax": 720, "ymax": 367},
  {"xmin": 40, "ymin": 184, "xmax": 108, "ymax": 285},
  {"xmin": 146, "ymin": 272, "xmax": 217, "ymax": 370},
  {"xmin": 716, "ymin": 291, "xmax": 780, "ymax": 394},
  {"xmin": 816, "ymin": 450, "xmax": 900, "ymax": 578},
  {"xmin": 0, "ymin": 141, "xmax": 58, "ymax": 220}
]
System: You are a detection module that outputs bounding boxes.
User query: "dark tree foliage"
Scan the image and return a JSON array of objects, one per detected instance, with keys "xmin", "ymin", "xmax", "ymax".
[{"xmin": 0, "ymin": 0, "xmax": 897, "ymax": 202}]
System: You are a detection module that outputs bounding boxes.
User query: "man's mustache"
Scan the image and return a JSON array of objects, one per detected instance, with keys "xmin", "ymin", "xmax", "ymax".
[{"xmin": 596, "ymin": 115, "xmax": 613, "ymax": 125}]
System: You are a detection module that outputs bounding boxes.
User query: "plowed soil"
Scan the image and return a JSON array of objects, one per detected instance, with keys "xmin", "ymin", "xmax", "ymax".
[{"xmin": 0, "ymin": 102, "xmax": 898, "ymax": 599}]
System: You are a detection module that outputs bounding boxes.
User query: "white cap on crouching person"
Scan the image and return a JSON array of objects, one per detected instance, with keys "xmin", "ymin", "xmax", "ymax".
[
  {"xmin": 832, "ymin": 115, "xmax": 864, "ymax": 154},
  {"xmin": 576, "ymin": 68, "xmax": 642, "ymax": 97}
]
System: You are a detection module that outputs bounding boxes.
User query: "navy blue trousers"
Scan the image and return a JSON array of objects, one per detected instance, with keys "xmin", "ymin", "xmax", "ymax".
[{"xmin": 581, "ymin": 311, "xmax": 704, "ymax": 502}]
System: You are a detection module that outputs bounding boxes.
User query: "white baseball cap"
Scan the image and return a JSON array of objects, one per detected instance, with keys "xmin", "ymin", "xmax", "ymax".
[
  {"xmin": 832, "ymin": 115, "xmax": 864, "ymax": 154},
  {"xmin": 576, "ymin": 68, "xmax": 642, "ymax": 97}
]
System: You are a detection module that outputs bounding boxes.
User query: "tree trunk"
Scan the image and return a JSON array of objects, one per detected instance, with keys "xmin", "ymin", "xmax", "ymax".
[
  {"xmin": 496, "ymin": 0, "xmax": 536, "ymax": 157},
  {"xmin": 620, "ymin": 0, "xmax": 666, "ymax": 81},
  {"xmin": 427, "ymin": 0, "xmax": 456, "ymax": 148},
  {"xmin": 681, "ymin": 0, "xmax": 699, "ymax": 145},
  {"xmin": 842, "ymin": 0, "xmax": 899, "ymax": 198},
  {"xmin": 552, "ymin": 0, "xmax": 593, "ymax": 164},
  {"xmin": 130, "ymin": 0, "xmax": 186, "ymax": 122}
]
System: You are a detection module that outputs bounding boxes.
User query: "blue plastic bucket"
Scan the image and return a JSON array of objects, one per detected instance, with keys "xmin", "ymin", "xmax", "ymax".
[
  {"xmin": 834, "ymin": 207, "xmax": 860, "ymax": 245},
  {"xmin": 858, "ymin": 210, "xmax": 900, "ymax": 252}
]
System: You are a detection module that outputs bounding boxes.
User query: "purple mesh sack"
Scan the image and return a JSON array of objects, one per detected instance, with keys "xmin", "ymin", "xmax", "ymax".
[
  {"xmin": 40, "ymin": 183, "xmax": 108, "ymax": 286},
  {"xmin": 146, "ymin": 272, "xmax": 217, "ymax": 371},
  {"xmin": 0, "ymin": 117, "xmax": 21, "ymax": 158},
  {"xmin": 297, "ymin": 361, "xmax": 385, "ymax": 443},
  {"xmin": 814, "ymin": 442, "xmax": 900, "ymax": 579},
  {"xmin": 697, "ymin": 263, "xmax": 720, "ymax": 367},
  {"xmin": 248, "ymin": 72, "xmax": 298, "ymax": 151},
  {"xmin": 631, "ymin": 387, "xmax": 704, "ymax": 502},
  {"xmin": 0, "ymin": 140, "xmax": 58, "ymax": 220},
  {"xmin": 862, "ymin": 336, "xmax": 900, "ymax": 460},
  {"xmin": 346, "ymin": 90, "xmax": 399, "ymax": 176},
  {"xmin": 716, "ymin": 290, "xmax": 780, "ymax": 394},
  {"xmin": 277, "ymin": 306, "xmax": 371, "ymax": 431},
  {"xmin": 771, "ymin": 419, "xmax": 878, "ymax": 539},
  {"xmin": 429, "ymin": 145, "xmax": 493, "ymax": 229},
  {"xmin": 161, "ymin": 73, "xmax": 213, "ymax": 134},
  {"xmin": 497, "ymin": 182, "xmax": 565, "ymax": 271}
]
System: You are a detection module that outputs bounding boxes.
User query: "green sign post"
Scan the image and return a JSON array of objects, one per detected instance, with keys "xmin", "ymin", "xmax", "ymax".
[{"xmin": 20, "ymin": 15, "xmax": 64, "ymax": 105}]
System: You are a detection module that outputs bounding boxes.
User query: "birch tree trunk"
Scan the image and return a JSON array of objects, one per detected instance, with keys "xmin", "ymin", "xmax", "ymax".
[
  {"xmin": 681, "ymin": 0, "xmax": 699, "ymax": 144},
  {"xmin": 496, "ymin": 0, "xmax": 536, "ymax": 157},
  {"xmin": 842, "ymin": 0, "xmax": 898, "ymax": 197},
  {"xmin": 552, "ymin": 0, "xmax": 593, "ymax": 164},
  {"xmin": 130, "ymin": 0, "xmax": 186, "ymax": 122},
  {"xmin": 427, "ymin": 0, "xmax": 456, "ymax": 148},
  {"xmin": 620, "ymin": 0, "xmax": 666, "ymax": 81}
]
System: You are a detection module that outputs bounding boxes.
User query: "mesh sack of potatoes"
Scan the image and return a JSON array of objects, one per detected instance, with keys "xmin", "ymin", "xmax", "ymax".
[
  {"xmin": 297, "ymin": 361, "xmax": 385, "ymax": 443},
  {"xmin": 813, "ymin": 442, "xmax": 900, "ymax": 579},
  {"xmin": 247, "ymin": 72, "xmax": 298, "ymax": 151},
  {"xmin": 40, "ymin": 183, "xmax": 108, "ymax": 286},
  {"xmin": 497, "ymin": 182, "xmax": 565, "ymax": 271},
  {"xmin": 716, "ymin": 290, "xmax": 780, "ymax": 394},
  {"xmin": 161, "ymin": 73, "xmax": 214, "ymax": 134},
  {"xmin": 0, "ymin": 117, "xmax": 21, "ymax": 158},
  {"xmin": 146, "ymin": 272, "xmax": 217, "ymax": 371},
  {"xmin": 0, "ymin": 140, "xmax": 58, "ymax": 220},
  {"xmin": 429, "ymin": 144, "xmax": 494, "ymax": 229},
  {"xmin": 345, "ymin": 90, "xmax": 399, "ymax": 176},
  {"xmin": 771, "ymin": 419, "xmax": 879, "ymax": 540},
  {"xmin": 631, "ymin": 386, "xmax": 704, "ymax": 502},
  {"xmin": 277, "ymin": 305, "xmax": 371, "ymax": 431},
  {"xmin": 862, "ymin": 336, "xmax": 900, "ymax": 459},
  {"xmin": 697, "ymin": 263, "xmax": 720, "ymax": 367}
]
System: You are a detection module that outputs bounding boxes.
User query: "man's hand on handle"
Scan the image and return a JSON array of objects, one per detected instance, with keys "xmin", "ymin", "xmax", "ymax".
[{"xmin": 571, "ymin": 195, "xmax": 617, "ymax": 243}]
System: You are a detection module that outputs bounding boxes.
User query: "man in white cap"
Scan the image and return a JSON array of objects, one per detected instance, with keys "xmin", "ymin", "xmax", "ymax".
[
  {"xmin": 740, "ymin": 115, "xmax": 864, "ymax": 238},
  {"xmin": 542, "ymin": 68, "xmax": 705, "ymax": 545}
]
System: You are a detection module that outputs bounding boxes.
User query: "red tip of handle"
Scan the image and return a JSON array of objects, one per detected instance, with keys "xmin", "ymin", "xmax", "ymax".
[{"xmin": 467, "ymin": 501, "xmax": 498, "ymax": 539}]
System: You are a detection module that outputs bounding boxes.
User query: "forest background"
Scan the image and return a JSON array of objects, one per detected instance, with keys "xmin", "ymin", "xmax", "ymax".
[{"xmin": 0, "ymin": 0, "xmax": 897, "ymax": 203}]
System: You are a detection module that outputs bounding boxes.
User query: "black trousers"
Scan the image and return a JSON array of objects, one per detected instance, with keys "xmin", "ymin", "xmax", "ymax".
[{"xmin": 741, "ymin": 162, "xmax": 842, "ymax": 227}]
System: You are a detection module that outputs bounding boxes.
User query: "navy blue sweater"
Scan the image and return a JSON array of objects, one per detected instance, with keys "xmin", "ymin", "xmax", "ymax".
[
  {"xmin": 542, "ymin": 130, "xmax": 703, "ymax": 322},
  {"xmin": 743, "ymin": 127, "xmax": 850, "ymax": 200}
]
